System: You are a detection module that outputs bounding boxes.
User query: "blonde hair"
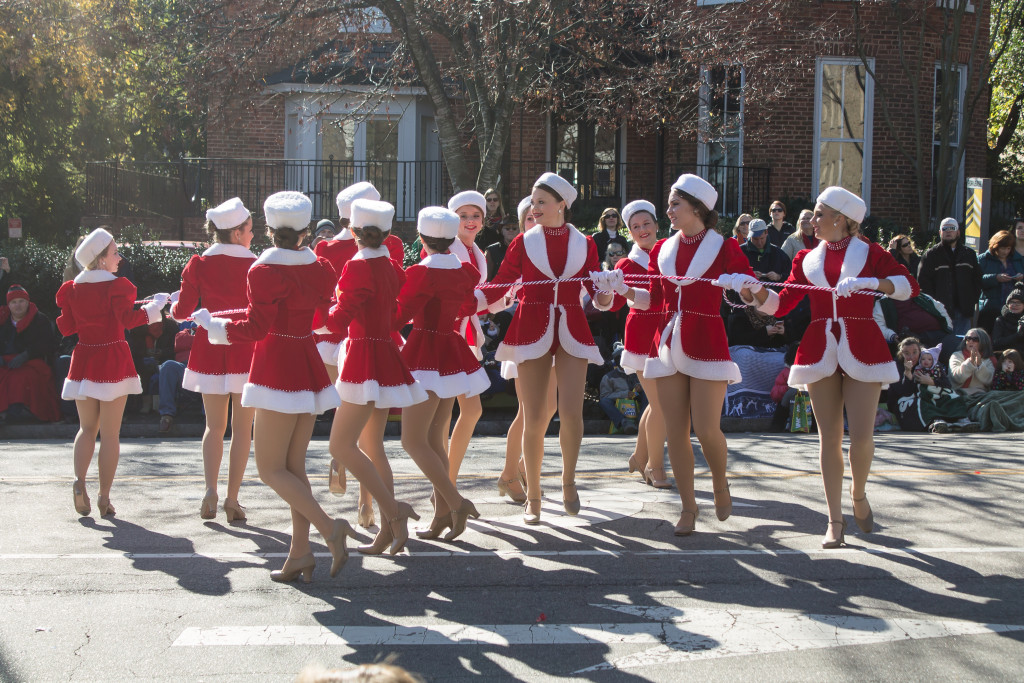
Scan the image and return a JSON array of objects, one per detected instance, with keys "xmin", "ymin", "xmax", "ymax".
[{"xmin": 733, "ymin": 213, "xmax": 752, "ymax": 239}]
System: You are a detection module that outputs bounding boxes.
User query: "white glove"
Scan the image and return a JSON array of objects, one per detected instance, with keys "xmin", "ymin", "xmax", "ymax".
[
  {"xmin": 835, "ymin": 277, "xmax": 879, "ymax": 298},
  {"xmin": 733, "ymin": 274, "xmax": 763, "ymax": 295},
  {"xmin": 607, "ymin": 269, "xmax": 629, "ymax": 296},
  {"xmin": 192, "ymin": 308, "xmax": 213, "ymax": 329},
  {"xmin": 169, "ymin": 290, "xmax": 180, "ymax": 304},
  {"xmin": 712, "ymin": 274, "xmax": 737, "ymax": 290},
  {"xmin": 149, "ymin": 292, "xmax": 171, "ymax": 308},
  {"xmin": 589, "ymin": 271, "xmax": 608, "ymax": 292}
]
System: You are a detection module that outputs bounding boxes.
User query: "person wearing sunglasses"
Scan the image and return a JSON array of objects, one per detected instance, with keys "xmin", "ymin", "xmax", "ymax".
[
  {"xmin": 766, "ymin": 201, "xmax": 794, "ymax": 249},
  {"xmin": 950, "ymin": 328, "xmax": 995, "ymax": 397},
  {"xmin": 732, "ymin": 214, "xmax": 753, "ymax": 246},
  {"xmin": 886, "ymin": 234, "xmax": 920, "ymax": 276}
]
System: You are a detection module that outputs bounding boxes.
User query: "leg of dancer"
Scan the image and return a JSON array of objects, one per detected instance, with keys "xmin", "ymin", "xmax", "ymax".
[
  {"xmin": 447, "ymin": 392, "xmax": 482, "ymax": 483},
  {"xmin": 355, "ymin": 407, "xmax": 392, "ymax": 529},
  {"xmin": 199, "ymin": 393, "xmax": 254, "ymax": 521},
  {"xmin": 635, "ymin": 370, "xmax": 669, "ymax": 487},
  {"xmin": 497, "ymin": 372, "xmax": 556, "ymax": 501},
  {"xmin": 73, "ymin": 395, "xmax": 128, "ymax": 517}
]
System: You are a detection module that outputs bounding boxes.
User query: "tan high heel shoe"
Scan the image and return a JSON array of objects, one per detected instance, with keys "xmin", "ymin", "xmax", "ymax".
[
  {"xmin": 497, "ymin": 478, "xmax": 527, "ymax": 503},
  {"xmin": 852, "ymin": 493, "xmax": 874, "ymax": 533},
  {"xmin": 644, "ymin": 466, "xmax": 672, "ymax": 489},
  {"xmin": 713, "ymin": 483, "xmax": 732, "ymax": 521},
  {"xmin": 445, "ymin": 499, "xmax": 480, "ymax": 541},
  {"xmin": 628, "ymin": 454, "xmax": 647, "ymax": 476},
  {"xmin": 387, "ymin": 501, "xmax": 420, "ymax": 555},
  {"xmin": 326, "ymin": 519, "xmax": 358, "ymax": 577},
  {"xmin": 674, "ymin": 507, "xmax": 699, "ymax": 536},
  {"xmin": 822, "ymin": 519, "xmax": 847, "ymax": 549},
  {"xmin": 517, "ymin": 457, "xmax": 528, "ymax": 491},
  {"xmin": 200, "ymin": 489, "xmax": 218, "ymax": 520},
  {"xmin": 562, "ymin": 482, "xmax": 580, "ymax": 516},
  {"xmin": 523, "ymin": 498, "xmax": 542, "ymax": 525},
  {"xmin": 415, "ymin": 515, "xmax": 452, "ymax": 540},
  {"xmin": 270, "ymin": 553, "xmax": 315, "ymax": 583},
  {"xmin": 73, "ymin": 481, "xmax": 91, "ymax": 516},
  {"xmin": 97, "ymin": 496, "xmax": 116, "ymax": 517},
  {"xmin": 358, "ymin": 525, "xmax": 394, "ymax": 555},
  {"xmin": 223, "ymin": 499, "xmax": 246, "ymax": 523},
  {"xmin": 357, "ymin": 503, "xmax": 375, "ymax": 529},
  {"xmin": 328, "ymin": 459, "xmax": 346, "ymax": 496}
]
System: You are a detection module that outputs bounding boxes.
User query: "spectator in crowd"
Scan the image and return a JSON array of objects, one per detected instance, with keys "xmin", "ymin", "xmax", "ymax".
[
  {"xmin": 732, "ymin": 214, "xmax": 752, "ymax": 246},
  {"xmin": 917, "ymin": 217, "xmax": 982, "ymax": 335},
  {"xmin": 887, "ymin": 336, "xmax": 974, "ymax": 433},
  {"xmin": 781, "ymin": 209, "xmax": 818, "ymax": 260},
  {"xmin": 724, "ymin": 292, "xmax": 789, "ymax": 349},
  {"xmin": 873, "ymin": 291, "xmax": 955, "ymax": 351},
  {"xmin": 0, "ymin": 254, "xmax": 10, "ymax": 296},
  {"xmin": 598, "ymin": 359, "xmax": 644, "ymax": 435},
  {"xmin": 156, "ymin": 322, "xmax": 198, "ymax": 433},
  {"xmin": 766, "ymin": 200, "xmax": 795, "ymax": 249},
  {"xmin": 992, "ymin": 349, "xmax": 1024, "ymax": 391},
  {"xmin": 1013, "ymin": 217, "xmax": 1024, "ymax": 262},
  {"xmin": 977, "ymin": 230, "xmax": 1024, "ymax": 334},
  {"xmin": 310, "ymin": 219, "xmax": 335, "ymax": 250},
  {"xmin": 887, "ymin": 234, "xmax": 921, "ymax": 277},
  {"xmin": 992, "ymin": 288, "xmax": 1024, "ymax": 356},
  {"xmin": 604, "ymin": 242, "xmax": 627, "ymax": 271},
  {"xmin": 0, "ymin": 284, "xmax": 61, "ymax": 423},
  {"xmin": 484, "ymin": 215, "xmax": 520, "ymax": 281},
  {"xmin": 741, "ymin": 219, "xmax": 791, "ymax": 283},
  {"xmin": 476, "ymin": 187, "xmax": 505, "ymax": 248},
  {"xmin": 768, "ymin": 342, "xmax": 800, "ymax": 432},
  {"xmin": 950, "ymin": 327, "xmax": 995, "ymax": 396},
  {"xmin": 914, "ymin": 343, "xmax": 947, "ymax": 383},
  {"xmin": 592, "ymin": 207, "xmax": 630, "ymax": 263}
]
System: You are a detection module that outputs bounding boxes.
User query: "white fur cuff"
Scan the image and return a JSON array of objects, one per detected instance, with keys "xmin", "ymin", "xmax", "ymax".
[
  {"xmin": 887, "ymin": 275, "xmax": 912, "ymax": 301},
  {"xmin": 207, "ymin": 318, "xmax": 231, "ymax": 345},
  {"xmin": 592, "ymin": 292, "xmax": 614, "ymax": 312},
  {"xmin": 474, "ymin": 289, "xmax": 488, "ymax": 313},
  {"xmin": 142, "ymin": 301, "xmax": 163, "ymax": 324},
  {"xmin": 756, "ymin": 289, "xmax": 781, "ymax": 316},
  {"xmin": 628, "ymin": 288, "xmax": 651, "ymax": 310}
]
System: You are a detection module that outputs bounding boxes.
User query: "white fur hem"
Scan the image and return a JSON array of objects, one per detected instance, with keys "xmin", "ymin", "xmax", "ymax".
[
  {"xmin": 207, "ymin": 318, "xmax": 230, "ymax": 345},
  {"xmin": 241, "ymin": 383, "xmax": 341, "ymax": 413},
  {"xmin": 496, "ymin": 305, "xmax": 555, "ymax": 364},
  {"xmin": 474, "ymin": 289, "xmax": 489, "ymax": 313},
  {"xmin": 335, "ymin": 378, "xmax": 428, "ymax": 408},
  {"xmin": 837, "ymin": 319, "xmax": 899, "ymax": 387},
  {"xmin": 557, "ymin": 306, "xmax": 604, "ymax": 365},
  {"xmin": 645, "ymin": 313, "xmax": 741, "ymax": 383},
  {"xmin": 62, "ymin": 376, "xmax": 142, "ymax": 401},
  {"xmin": 182, "ymin": 369, "xmax": 248, "ymax": 395},
  {"xmin": 756, "ymin": 289, "xmax": 781, "ymax": 316},
  {"xmin": 317, "ymin": 340, "xmax": 341, "ymax": 366},
  {"xmin": 620, "ymin": 349, "xmax": 649, "ymax": 375},
  {"xmin": 887, "ymin": 274, "xmax": 912, "ymax": 302},
  {"xmin": 500, "ymin": 360, "xmax": 518, "ymax": 380},
  {"xmin": 142, "ymin": 300, "xmax": 163, "ymax": 324},
  {"xmin": 412, "ymin": 368, "xmax": 490, "ymax": 399},
  {"xmin": 628, "ymin": 288, "xmax": 651, "ymax": 310},
  {"xmin": 788, "ymin": 328, "xmax": 839, "ymax": 389}
]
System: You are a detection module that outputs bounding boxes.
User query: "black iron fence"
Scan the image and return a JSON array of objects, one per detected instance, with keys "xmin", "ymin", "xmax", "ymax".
[{"xmin": 85, "ymin": 158, "xmax": 771, "ymax": 224}]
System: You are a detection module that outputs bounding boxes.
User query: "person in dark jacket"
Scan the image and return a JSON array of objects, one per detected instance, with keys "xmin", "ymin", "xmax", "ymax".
[
  {"xmin": 992, "ymin": 288, "xmax": 1024, "ymax": 356},
  {"xmin": 917, "ymin": 217, "xmax": 982, "ymax": 335},
  {"xmin": 0, "ymin": 284, "xmax": 61, "ymax": 422},
  {"xmin": 484, "ymin": 216, "xmax": 520, "ymax": 281},
  {"xmin": 887, "ymin": 234, "xmax": 921, "ymax": 277},
  {"xmin": 741, "ymin": 219, "xmax": 791, "ymax": 283},
  {"xmin": 766, "ymin": 200, "xmax": 795, "ymax": 249},
  {"xmin": 591, "ymin": 207, "xmax": 631, "ymax": 263}
]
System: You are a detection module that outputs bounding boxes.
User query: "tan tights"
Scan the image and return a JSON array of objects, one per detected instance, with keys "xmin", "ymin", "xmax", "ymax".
[
  {"xmin": 805, "ymin": 374, "xmax": 881, "ymax": 524},
  {"xmin": 73, "ymin": 395, "xmax": 128, "ymax": 499},
  {"xmin": 329, "ymin": 401, "xmax": 400, "ymax": 524},
  {"xmin": 402, "ymin": 393, "xmax": 465, "ymax": 518},
  {"xmin": 632, "ymin": 370, "xmax": 666, "ymax": 470},
  {"xmin": 654, "ymin": 374, "xmax": 729, "ymax": 513},
  {"xmin": 200, "ymin": 393, "xmax": 254, "ymax": 503},
  {"xmin": 499, "ymin": 371, "xmax": 557, "ymax": 484}
]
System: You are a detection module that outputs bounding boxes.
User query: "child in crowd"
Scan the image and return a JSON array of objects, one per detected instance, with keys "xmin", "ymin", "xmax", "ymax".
[
  {"xmin": 914, "ymin": 343, "xmax": 946, "ymax": 383},
  {"xmin": 992, "ymin": 349, "xmax": 1024, "ymax": 391}
]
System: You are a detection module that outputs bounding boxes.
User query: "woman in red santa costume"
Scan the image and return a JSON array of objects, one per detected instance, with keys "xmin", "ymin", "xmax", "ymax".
[
  {"xmin": 495, "ymin": 196, "xmax": 558, "ymax": 504},
  {"xmin": 729, "ymin": 186, "xmax": 916, "ymax": 548},
  {"xmin": 610, "ymin": 174, "xmax": 755, "ymax": 536},
  {"xmin": 323, "ymin": 197, "xmax": 423, "ymax": 555},
  {"xmin": 395, "ymin": 206, "xmax": 487, "ymax": 540},
  {"xmin": 594, "ymin": 200, "xmax": 669, "ymax": 489},
  {"xmin": 56, "ymin": 227, "xmax": 169, "ymax": 517},
  {"xmin": 170, "ymin": 198, "xmax": 257, "ymax": 523},
  {"xmin": 438, "ymin": 190, "xmax": 490, "ymax": 484},
  {"xmin": 314, "ymin": 181, "xmax": 404, "ymax": 530},
  {"xmin": 193, "ymin": 191, "xmax": 355, "ymax": 583},
  {"xmin": 478, "ymin": 173, "xmax": 607, "ymax": 525}
]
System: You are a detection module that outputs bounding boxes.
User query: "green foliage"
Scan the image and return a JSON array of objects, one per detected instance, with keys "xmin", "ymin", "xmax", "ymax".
[{"xmin": 405, "ymin": 237, "xmax": 423, "ymax": 268}]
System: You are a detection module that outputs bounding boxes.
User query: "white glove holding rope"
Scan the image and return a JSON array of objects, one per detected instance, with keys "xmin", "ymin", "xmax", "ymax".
[
  {"xmin": 605, "ymin": 268, "xmax": 629, "ymax": 295},
  {"xmin": 191, "ymin": 308, "xmax": 213, "ymax": 329},
  {"xmin": 835, "ymin": 276, "xmax": 879, "ymax": 298}
]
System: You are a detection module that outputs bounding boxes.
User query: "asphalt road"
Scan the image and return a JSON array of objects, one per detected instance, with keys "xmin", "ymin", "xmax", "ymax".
[{"xmin": 1, "ymin": 432, "xmax": 1022, "ymax": 682}]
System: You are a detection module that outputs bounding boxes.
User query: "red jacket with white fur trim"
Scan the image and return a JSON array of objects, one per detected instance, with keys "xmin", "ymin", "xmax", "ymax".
[
  {"xmin": 759, "ymin": 237, "xmax": 917, "ymax": 387},
  {"xmin": 609, "ymin": 245, "xmax": 663, "ymax": 375}
]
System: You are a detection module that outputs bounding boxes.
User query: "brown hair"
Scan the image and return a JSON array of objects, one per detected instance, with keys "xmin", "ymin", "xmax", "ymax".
[
  {"xmin": 599, "ymin": 207, "xmax": 624, "ymax": 233},
  {"xmin": 352, "ymin": 226, "xmax": 385, "ymax": 249},
  {"xmin": 671, "ymin": 188, "xmax": 719, "ymax": 232},
  {"xmin": 988, "ymin": 229, "xmax": 1016, "ymax": 254},
  {"xmin": 270, "ymin": 226, "xmax": 306, "ymax": 249},
  {"xmin": 64, "ymin": 235, "xmax": 88, "ymax": 281},
  {"xmin": 483, "ymin": 187, "xmax": 505, "ymax": 219},
  {"xmin": 420, "ymin": 234, "xmax": 455, "ymax": 253},
  {"xmin": 534, "ymin": 184, "xmax": 572, "ymax": 223},
  {"xmin": 770, "ymin": 200, "xmax": 787, "ymax": 215},
  {"xmin": 1003, "ymin": 349, "xmax": 1023, "ymax": 371},
  {"xmin": 897, "ymin": 336, "xmax": 922, "ymax": 362},
  {"xmin": 207, "ymin": 216, "xmax": 250, "ymax": 244}
]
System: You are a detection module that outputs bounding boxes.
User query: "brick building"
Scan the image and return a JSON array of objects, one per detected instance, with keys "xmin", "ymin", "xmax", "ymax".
[{"xmin": 88, "ymin": 2, "xmax": 990, "ymax": 240}]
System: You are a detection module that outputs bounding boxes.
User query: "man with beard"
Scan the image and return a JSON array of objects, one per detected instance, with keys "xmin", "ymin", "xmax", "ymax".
[{"xmin": 917, "ymin": 217, "xmax": 982, "ymax": 335}]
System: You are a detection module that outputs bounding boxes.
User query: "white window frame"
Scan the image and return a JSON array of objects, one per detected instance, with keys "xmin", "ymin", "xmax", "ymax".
[
  {"xmin": 697, "ymin": 0, "xmax": 744, "ymax": 5},
  {"xmin": 932, "ymin": 62, "xmax": 968, "ymax": 220},
  {"xmin": 936, "ymin": 0, "xmax": 975, "ymax": 12},
  {"xmin": 812, "ymin": 56, "xmax": 874, "ymax": 212},
  {"xmin": 697, "ymin": 65, "xmax": 745, "ymax": 215}
]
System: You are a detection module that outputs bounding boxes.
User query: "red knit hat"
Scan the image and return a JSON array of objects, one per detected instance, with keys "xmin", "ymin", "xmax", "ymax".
[{"xmin": 6, "ymin": 284, "xmax": 29, "ymax": 304}]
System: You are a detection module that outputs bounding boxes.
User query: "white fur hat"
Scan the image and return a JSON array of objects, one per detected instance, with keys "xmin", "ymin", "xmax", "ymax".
[
  {"xmin": 447, "ymin": 190, "xmax": 487, "ymax": 215},
  {"xmin": 350, "ymin": 198, "xmax": 394, "ymax": 232},
  {"xmin": 418, "ymin": 206, "xmax": 460, "ymax": 239},
  {"xmin": 517, "ymin": 196, "xmax": 532, "ymax": 223},
  {"xmin": 75, "ymin": 228, "xmax": 115, "ymax": 268},
  {"xmin": 621, "ymin": 200, "xmax": 657, "ymax": 227},
  {"xmin": 264, "ymin": 191, "xmax": 312, "ymax": 230},
  {"xmin": 670, "ymin": 174, "xmax": 718, "ymax": 212},
  {"xmin": 205, "ymin": 197, "xmax": 250, "ymax": 231},
  {"xmin": 534, "ymin": 172, "xmax": 578, "ymax": 208},
  {"xmin": 336, "ymin": 182, "xmax": 381, "ymax": 220},
  {"xmin": 817, "ymin": 186, "xmax": 866, "ymax": 223}
]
